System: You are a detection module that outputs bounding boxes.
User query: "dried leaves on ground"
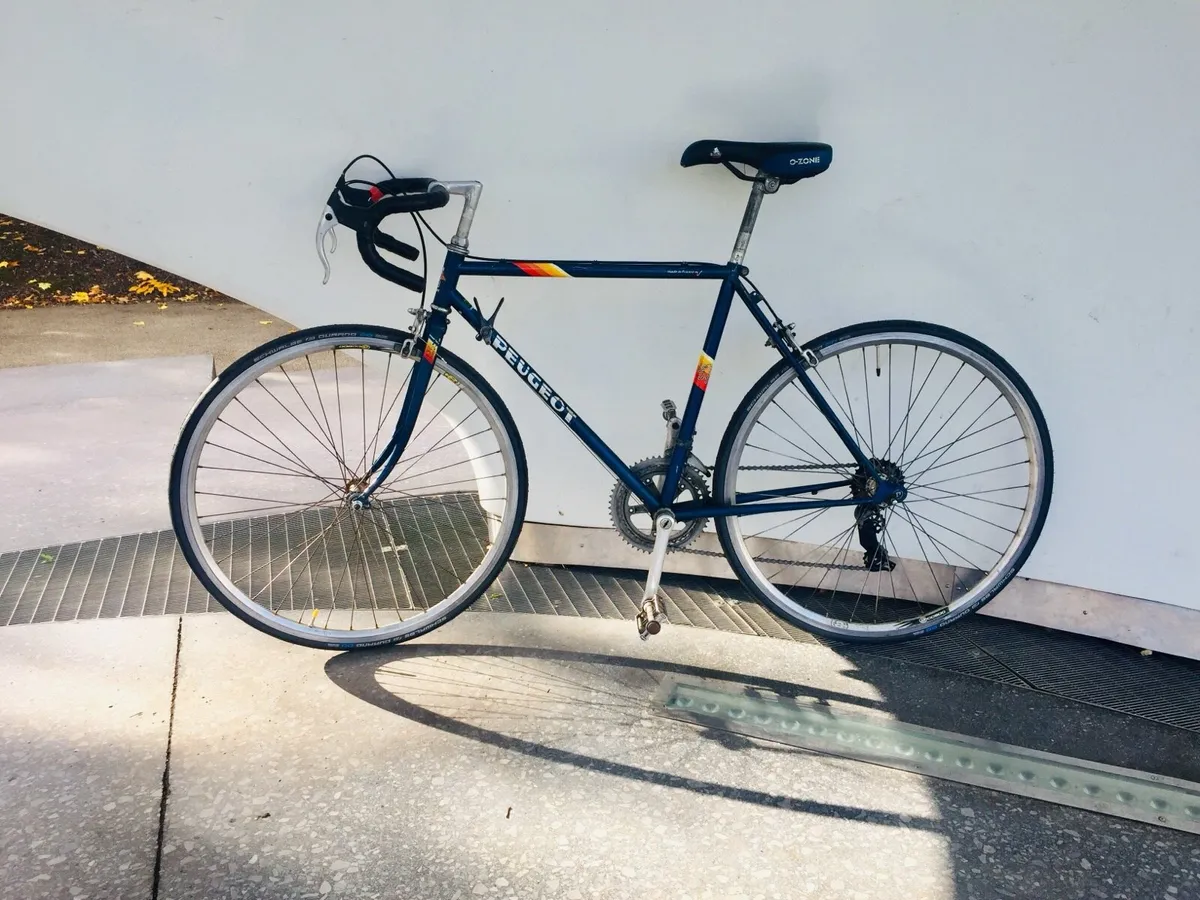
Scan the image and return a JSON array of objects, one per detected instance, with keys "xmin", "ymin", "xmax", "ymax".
[{"xmin": 0, "ymin": 215, "xmax": 228, "ymax": 309}]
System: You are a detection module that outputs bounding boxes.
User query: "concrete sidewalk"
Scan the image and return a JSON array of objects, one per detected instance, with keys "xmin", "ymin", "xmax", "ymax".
[
  {"xmin": 0, "ymin": 355, "xmax": 215, "ymax": 553},
  {"xmin": 2, "ymin": 611, "xmax": 1198, "ymax": 900}
]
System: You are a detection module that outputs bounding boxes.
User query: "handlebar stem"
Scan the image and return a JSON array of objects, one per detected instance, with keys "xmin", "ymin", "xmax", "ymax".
[{"xmin": 436, "ymin": 181, "xmax": 483, "ymax": 253}]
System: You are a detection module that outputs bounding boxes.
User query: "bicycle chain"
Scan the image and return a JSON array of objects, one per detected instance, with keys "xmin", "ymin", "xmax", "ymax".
[
  {"xmin": 739, "ymin": 463, "xmax": 854, "ymax": 471},
  {"xmin": 677, "ymin": 544, "xmax": 867, "ymax": 571}
]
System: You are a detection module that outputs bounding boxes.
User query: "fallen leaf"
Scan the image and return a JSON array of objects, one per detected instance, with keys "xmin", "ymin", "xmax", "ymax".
[
  {"xmin": 72, "ymin": 292, "xmax": 90, "ymax": 303},
  {"xmin": 37, "ymin": 282, "xmax": 51, "ymax": 290},
  {"xmin": 0, "ymin": 219, "xmax": 11, "ymax": 225},
  {"xmin": 0, "ymin": 260, "xmax": 16, "ymax": 268},
  {"xmin": 178, "ymin": 293, "xmax": 197, "ymax": 302},
  {"xmin": 259, "ymin": 320, "xmax": 273, "ymax": 325},
  {"xmin": 39, "ymin": 552, "xmax": 54, "ymax": 564},
  {"xmin": 129, "ymin": 273, "xmax": 181, "ymax": 296},
  {"xmin": 24, "ymin": 244, "xmax": 43, "ymax": 253},
  {"xmin": 158, "ymin": 303, "xmax": 168, "ymax": 309},
  {"xmin": 133, "ymin": 320, "xmax": 145, "ymax": 326},
  {"xmin": 76, "ymin": 250, "xmax": 86, "ymax": 255}
]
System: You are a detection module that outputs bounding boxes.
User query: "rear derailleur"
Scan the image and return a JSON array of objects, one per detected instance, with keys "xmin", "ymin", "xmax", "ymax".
[{"xmin": 851, "ymin": 459, "xmax": 904, "ymax": 572}]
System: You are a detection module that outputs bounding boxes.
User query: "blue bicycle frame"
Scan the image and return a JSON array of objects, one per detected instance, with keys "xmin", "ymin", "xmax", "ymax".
[{"xmin": 357, "ymin": 181, "xmax": 896, "ymax": 519}]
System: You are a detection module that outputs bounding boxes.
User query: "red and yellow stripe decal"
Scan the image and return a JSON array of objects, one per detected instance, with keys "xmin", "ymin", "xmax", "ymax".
[
  {"xmin": 513, "ymin": 261, "xmax": 570, "ymax": 278},
  {"xmin": 423, "ymin": 339, "xmax": 438, "ymax": 364},
  {"xmin": 693, "ymin": 352, "xmax": 714, "ymax": 391}
]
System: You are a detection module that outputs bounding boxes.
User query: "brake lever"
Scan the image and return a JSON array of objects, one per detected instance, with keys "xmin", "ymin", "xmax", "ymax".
[{"xmin": 315, "ymin": 205, "xmax": 338, "ymax": 284}]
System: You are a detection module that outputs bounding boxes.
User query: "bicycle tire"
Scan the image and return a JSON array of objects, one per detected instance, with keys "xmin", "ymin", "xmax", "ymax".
[
  {"xmin": 714, "ymin": 319, "xmax": 1053, "ymax": 642},
  {"xmin": 169, "ymin": 324, "xmax": 528, "ymax": 650}
]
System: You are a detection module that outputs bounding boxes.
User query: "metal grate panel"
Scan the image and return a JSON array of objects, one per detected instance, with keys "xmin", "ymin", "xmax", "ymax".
[{"xmin": 4, "ymin": 522, "xmax": 1200, "ymax": 733}]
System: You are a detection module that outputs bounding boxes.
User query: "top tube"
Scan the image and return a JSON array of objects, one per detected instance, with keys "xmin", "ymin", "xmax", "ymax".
[{"xmin": 457, "ymin": 259, "xmax": 737, "ymax": 280}]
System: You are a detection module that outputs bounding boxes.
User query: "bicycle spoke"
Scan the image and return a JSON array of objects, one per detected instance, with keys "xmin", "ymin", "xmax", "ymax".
[
  {"xmin": 862, "ymin": 347, "xmax": 875, "ymax": 453},
  {"xmin": 900, "ymin": 373, "xmax": 986, "ymax": 468},
  {"xmin": 212, "ymin": 487, "xmax": 344, "ymax": 564},
  {"xmin": 767, "ymin": 398, "xmax": 849, "ymax": 469},
  {"xmin": 904, "ymin": 493, "xmax": 1021, "ymax": 534},
  {"xmin": 812, "ymin": 368, "xmax": 872, "ymax": 460},
  {"xmin": 893, "ymin": 505, "xmax": 948, "ymax": 606},
  {"xmin": 280, "ymin": 366, "xmax": 349, "ymax": 481},
  {"xmin": 907, "ymin": 437, "xmax": 1028, "ymax": 484},
  {"xmin": 276, "ymin": 508, "xmax": 348, "ymax": 614},
  {"xmin": 369, "ymin": 353, "xmax": 394, "ymax": 475},
  {"xmin": 366, "ymin": 366, "xmax": 414, "ymax": 470},
  {"xmin": 902, "ymin": 504, "xmax": 1006, "ymax": 558},
  {"xmin": 204, "ymin": 440, "xmax": 332, "ymax": 484},
  {"xmin": 905, "ymin": 483, "xmax": 1029, "ymax": 510},
  {"xmin": 897, "ymin": 358, "xmax": 966, "ymax": 465},
  {"xmin": 307, "ymin": 356, "xmax": 352, "ymax": 482},
  {"xmin": 902, "ymin": 406, "xmax": 1011, "ymax": 470},
  {"xmin": 881, "ymin": 347, "xmax": 936, "ymax": 461},
  {"xmin": 744, "ymin": 504, "xmax": 834, "ymax": 541},
  {"xmin": 249, "ymin": 508, "xmax": 349, "ymax": 604},
  {"xmin": 389, "ymin": 424, "xmax": 491, "ymax": 484},
  {"xmin": 391, "ymin": 451, "xmax": 503, "ymax": 487},
  {"xmin": 894, "ymin": 503, "xmax": 984, "ymax": 572},
  {"xmin": 227, "ymin": 397, "xmax": 335, "ymax": 481}
]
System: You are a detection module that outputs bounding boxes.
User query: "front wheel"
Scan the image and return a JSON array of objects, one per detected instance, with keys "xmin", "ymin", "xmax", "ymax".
[
  {"xmin": 169, "ymin": 324, "xmax": 528, "ymax": 650},
  {"xmin": 714, "ymin": 320, "xmax": 1053, "ymax": 642}
]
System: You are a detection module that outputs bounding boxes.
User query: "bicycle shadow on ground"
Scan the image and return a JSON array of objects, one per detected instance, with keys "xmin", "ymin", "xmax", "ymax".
[{"xmin": 323, "ymin": 641, "xmax": 942, "ymax": 834}]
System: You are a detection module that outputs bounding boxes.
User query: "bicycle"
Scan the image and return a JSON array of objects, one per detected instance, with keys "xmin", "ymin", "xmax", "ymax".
[{"xmin": 169, "ymin": 140, "xmax": 1053, "ymax": 650}]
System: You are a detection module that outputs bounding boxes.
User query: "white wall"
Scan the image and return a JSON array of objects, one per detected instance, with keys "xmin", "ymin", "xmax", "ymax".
[{"xmin": 3, "ymin": 1, "xmax": 1199, "ymax": 611}]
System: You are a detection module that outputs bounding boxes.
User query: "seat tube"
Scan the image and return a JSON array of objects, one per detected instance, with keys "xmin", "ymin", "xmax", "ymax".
[{"xmin": 660, "ymin": 273, "xmax": 739, "ymax": 502}]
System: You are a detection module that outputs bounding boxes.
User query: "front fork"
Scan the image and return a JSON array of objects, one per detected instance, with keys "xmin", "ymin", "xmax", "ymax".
[{"xmin": 349, "ymin": 305, "xmax": 450, "ymax": 508}]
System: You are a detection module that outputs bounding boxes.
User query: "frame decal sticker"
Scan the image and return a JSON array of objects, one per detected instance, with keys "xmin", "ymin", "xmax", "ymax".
[
  {"xmin": 513, "ymin": 262, "xmax": 570, "ymax": 278},
  {"xmin": 694, "ymin": 352, "xmax": 714, "ymax": 391},
  {"xmin": 423, "ymin": 339, "xmax": 439, "ymax": 364}
]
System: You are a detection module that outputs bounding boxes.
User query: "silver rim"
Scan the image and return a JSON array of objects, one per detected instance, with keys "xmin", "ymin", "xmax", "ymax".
[
  {"xmin": 721, "ymin": 330, "xmax": 1048, "ymax": 638},
  {"xmin": 177, "ymin": 333, "xmax": 520, "ymax": 645}
]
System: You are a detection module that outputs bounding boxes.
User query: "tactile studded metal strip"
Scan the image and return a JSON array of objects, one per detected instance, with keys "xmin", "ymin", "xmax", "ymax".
[
  {"xmin": 4, "ymin": 527, "xmax": 1200, "ymax": 733},
  {"xmin": 658, "ymin": 677, "xmax": 1200, "ymax": 835}
]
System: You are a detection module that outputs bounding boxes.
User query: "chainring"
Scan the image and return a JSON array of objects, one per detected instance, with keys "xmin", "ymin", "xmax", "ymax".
[{"xmin": 609, "ymin": 457, "xmax": 711, "ymax": 552}]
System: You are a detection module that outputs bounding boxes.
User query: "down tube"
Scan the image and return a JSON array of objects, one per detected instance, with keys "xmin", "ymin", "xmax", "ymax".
[{"xmin": 475, "ymin": 325, "xmax": 661, "ymax": 511}]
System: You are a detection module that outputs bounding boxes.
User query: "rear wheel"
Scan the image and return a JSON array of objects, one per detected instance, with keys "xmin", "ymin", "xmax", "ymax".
[
  {"xmin": 169, "ymin": 324, "xmax": 527, "ymax": 650},
  {"xmin": 714, "ymin": 320, "xmax": 1052, "ymax": 642}
]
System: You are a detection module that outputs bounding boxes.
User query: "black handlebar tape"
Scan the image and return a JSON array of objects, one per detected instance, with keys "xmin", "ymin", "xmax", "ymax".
[
  {"xmin": 373, "ymin": 231, "xmax": 420, "ymax": 261},
  {"xmin": 361, "ymin": 188, "xmax": 451, "ymax": 226},
  {"xmin": 375, "ymin": 177, "xmax": 438, "ymax": 196},
  {"xmin": 356, "ymin": 229, "xmax": 425, "ymax": 293}
]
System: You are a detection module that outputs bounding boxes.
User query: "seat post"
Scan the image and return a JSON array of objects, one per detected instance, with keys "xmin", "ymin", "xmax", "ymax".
[{"xmin": 729, "ymin": 176, "xmax": 776, "ymax": 265}]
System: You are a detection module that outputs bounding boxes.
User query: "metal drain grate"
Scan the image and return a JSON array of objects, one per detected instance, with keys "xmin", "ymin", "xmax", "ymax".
[
  {"xmin": 658, "ymin": 677, "xmax": 1200, "ymax": 835},
  {"xmin": 4, "ymin": 525, "xmax": 1200, "ymax": 734}
]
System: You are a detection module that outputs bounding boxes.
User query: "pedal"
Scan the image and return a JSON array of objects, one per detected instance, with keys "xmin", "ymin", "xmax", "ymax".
[
  {"xmin": 661, "ymin": 400, "xmax": 680, "ymax": 452},
  {"xmin": 636, "ymin": 595, "xmax": 666, "ymax": 641}
]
